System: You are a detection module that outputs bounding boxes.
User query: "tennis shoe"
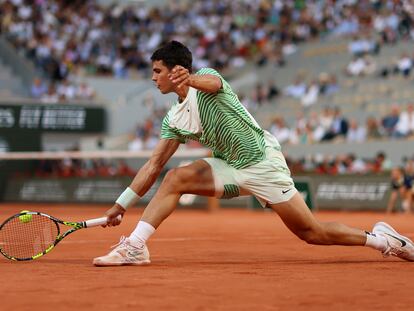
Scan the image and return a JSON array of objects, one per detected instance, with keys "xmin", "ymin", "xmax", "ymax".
[
  {"xmin": 93, "ymin": 236, "xmax": 150, "ymax": 266},
  {"xmin": 372, "ymin": 222, "xmax": 414, "ymax": 262}
]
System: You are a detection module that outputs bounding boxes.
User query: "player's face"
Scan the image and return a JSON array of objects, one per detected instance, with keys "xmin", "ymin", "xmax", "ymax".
[{"xmin": 152, "ymin": 60, "xmax": 174, "ymax": 94}]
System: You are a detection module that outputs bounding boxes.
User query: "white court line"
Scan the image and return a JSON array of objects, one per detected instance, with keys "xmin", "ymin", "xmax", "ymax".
[
  {"xmin": 4, "ymin": 233, "xmax": 414, "ymax": 245},
  {"xmin": 58, "ymin": 236, "xmax": 284, "ymax": 244}
]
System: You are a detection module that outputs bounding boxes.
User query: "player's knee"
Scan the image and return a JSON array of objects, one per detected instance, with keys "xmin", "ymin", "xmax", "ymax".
[
  {"xmin": 163, "ymin": 168, "xmax": 182, "ymax": 191},
  {"xmin": 162, "ymin": 168, "xmax": 194, "ymax": 193}
]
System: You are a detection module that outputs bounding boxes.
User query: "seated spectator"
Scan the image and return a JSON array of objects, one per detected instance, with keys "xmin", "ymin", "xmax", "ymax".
[
  {"xmin": 284, "ymin": 77, "xmax": 307, "ymax": 99},
  {"xmin": 322, "ymin": 107, "xmax": 348, "ymax": 141},
  {"xmin": 57, "ymin": 79, "xmax": 76, "ymax": 101},
  {"xmin": 396, "ymin": 52, "xmax": 412, "ymax": 77},
  {"xmin": 346, "ymin": 56, "xmax": 366, "ymax": 76},
  {"xmin": 395, "ymin": 103, "xmax": 414, "ymax": 137},
  {"xmin": 381, "ymin": 104, "xmax": 400, "ymax": 136},
  {"xmin": 371, "ymin": 151, "xmax": 393, "ymax": 173},
  {"xmin": 365, "ymin": 116, "xmax": 383, "ymax": 139},
  {"xmin": 302, "ymin": 123, "xmax": 316, "ymax": 144},
  {"xmin": 308, "ymin": 110, "xmax": 329, "ymax": 142},
  {"xmin": 343, "ymin": 153, "xmax": 367, "ymax": 174},
  {"xmin": 301, "ymin": 80, "xmax": 319, "ymax": 107},
  {"xmin": 345, "ymin": 55, "xmax": 376, "ymax": 76},
  {"xmin": 348, "ymin": 35, "xmax": 375, "ymax": 57},
  {"xmin": 269, "ymin": 117, "xmax": 290, "ymax": 145},
  {"xmin": 318, "ymin": 73, "xmax": 339, "ymax": 96},
  {"xmin": 346, "ymin": 119, "xmax": 366, "ymax": 143},
  {"xmin": 76, "ymin": 82, "xmax": 95, "ymax": 100},
  {"xmin": 30, "ymin": 77, "xmax": 47, "ymax": 98},
  {"xmin": 315, "ymin": 155, "xmax": 337, "ymax": 175},
  {"xmin": 333, "ymin": 14, "xmax": 359, "ymax": 36},
  {"xmin": 41, "ymin": 84, "xmax": 59, "ymax": 104},
  {"xmin": 113, "ymin": 53, "xmax": 127, "ymax": 79},
  {"xmin": 266, "ymin": 80, "xmax": 280, "ymax": 101},
  {"xmin": 293, "ymin": 111, "xmax": 307, "ymax": 132}
]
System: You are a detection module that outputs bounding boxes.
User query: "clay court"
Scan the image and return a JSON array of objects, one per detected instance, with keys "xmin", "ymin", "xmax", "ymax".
[{"xmin": 1, "ymin": 203, "xmax": 414, "ymax": 311}]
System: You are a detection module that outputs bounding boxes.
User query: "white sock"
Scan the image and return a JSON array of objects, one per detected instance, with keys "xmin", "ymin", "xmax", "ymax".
[
  {"xmin": 365, "ymin": 231, "xmax": 388, "ymax": 252},
  {"xmin": 128, "ymin": 221, "xmax": 155, "ymax": 247}
]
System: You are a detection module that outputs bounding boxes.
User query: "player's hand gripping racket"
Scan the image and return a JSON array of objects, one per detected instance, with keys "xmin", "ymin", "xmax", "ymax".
[{"xmin": 0, "ymin": 211, "xmax": 121, "ymax": 261}]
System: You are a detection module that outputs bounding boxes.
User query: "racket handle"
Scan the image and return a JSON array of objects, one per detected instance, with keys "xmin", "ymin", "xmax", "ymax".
[{"xmin": 85, "ymin": 215, "xmax": 122, "ymax": 228}]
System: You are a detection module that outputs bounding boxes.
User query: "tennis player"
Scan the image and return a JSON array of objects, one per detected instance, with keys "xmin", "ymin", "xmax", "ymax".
[{"xmin": 93, "ymin": 41, "xmax": 414, "ymax": 266}]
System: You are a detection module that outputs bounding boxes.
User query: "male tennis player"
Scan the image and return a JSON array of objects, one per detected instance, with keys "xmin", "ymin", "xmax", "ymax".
[{"xmin": 93, "ymin": 41, "xmax": 414, "ymax": 266}]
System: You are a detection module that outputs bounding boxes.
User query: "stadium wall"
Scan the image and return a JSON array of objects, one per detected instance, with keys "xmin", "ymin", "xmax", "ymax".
[{"xmin": 1, "ymin": 173, "xmax": 392, "ymax": 211}]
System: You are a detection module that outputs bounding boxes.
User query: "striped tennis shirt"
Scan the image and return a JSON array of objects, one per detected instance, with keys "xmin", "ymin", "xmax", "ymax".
[{"xmin": 160, "ymin": 68, "xmax": 281, "ymax": 169}]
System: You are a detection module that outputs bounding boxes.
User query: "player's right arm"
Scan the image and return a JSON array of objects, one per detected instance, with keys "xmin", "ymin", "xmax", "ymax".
[{"xmin": 105, "ymin": 138, "xmax": 180, "ymax": 226}]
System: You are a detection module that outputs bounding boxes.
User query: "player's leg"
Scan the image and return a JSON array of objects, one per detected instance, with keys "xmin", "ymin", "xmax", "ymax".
[
  {"xmin": 269, "ymin": 192, "xmax": 414, "ymax": 261},
  {"xmin": 269, "ymin": 192, "xmax": 366, "ymax": 245},
  {"xmin": 140, "ymin": 159, "xmax": 216, "ymax": 228},
  {"xmin": 93, "ymin": 159, "xmax": 216, "ymax": 266}
]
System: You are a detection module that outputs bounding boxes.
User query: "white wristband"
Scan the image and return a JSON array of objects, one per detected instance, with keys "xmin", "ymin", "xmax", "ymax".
[{"xmin": 115, "ymin": 187, "xmax": 140, "ymax": 209}]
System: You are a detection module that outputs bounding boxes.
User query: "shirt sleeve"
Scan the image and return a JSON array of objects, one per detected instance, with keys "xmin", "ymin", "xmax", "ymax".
[
  {"xmin": 195, "ymin": 67, "xmax": 232, "ymax": 94},
  {"xmin": 160, "ymin": 111, "xmax": 186, "ymax": 143}
]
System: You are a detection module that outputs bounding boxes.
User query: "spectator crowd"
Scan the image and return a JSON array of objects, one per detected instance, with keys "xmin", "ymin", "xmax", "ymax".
[
  {"xmin": 267, "ymin": 103, "xmax": 414, "ymax": 146},
  {"xmin": 2, "ymin": 0, "xmax": 414, "ymax": 82}
]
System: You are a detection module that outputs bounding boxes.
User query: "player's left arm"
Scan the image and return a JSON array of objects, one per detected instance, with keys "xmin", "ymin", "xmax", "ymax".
[{"xmin": 169, "ymin": 65, "xmax": 222, "ymax": 94}]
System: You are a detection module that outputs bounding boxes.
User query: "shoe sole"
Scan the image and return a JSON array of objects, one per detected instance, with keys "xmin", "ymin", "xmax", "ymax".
[
  {"xmin": 373, "ymin": 222, "xmax": 414, "ymax": 245},
  {"xmin": 93, "ymin": 260, "xmax": 151, "ymax": 267},
  {"xmin": 373, "ymin": 222, "xmax": 414, "ymax": 261}
]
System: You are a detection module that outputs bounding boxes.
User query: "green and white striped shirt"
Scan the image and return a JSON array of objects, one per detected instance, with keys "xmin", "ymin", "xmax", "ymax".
[{"xmin": 161, "ymin": 68, "xmax": 281, "ymax": 169}]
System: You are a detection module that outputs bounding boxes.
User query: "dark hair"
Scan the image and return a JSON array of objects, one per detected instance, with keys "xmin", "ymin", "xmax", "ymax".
[{"xmin": 151, "ymin": 41, "xmax": 193, "ymax": 73}]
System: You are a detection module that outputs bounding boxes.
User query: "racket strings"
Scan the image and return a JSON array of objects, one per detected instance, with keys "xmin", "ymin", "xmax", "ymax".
[{"xmin": 0, "ymin": 215, "xmax": 58, "ymax": 259}]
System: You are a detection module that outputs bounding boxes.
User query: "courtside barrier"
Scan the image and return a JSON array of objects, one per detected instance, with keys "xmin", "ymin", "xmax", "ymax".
[{"xmin": 0, "ymin": 151, "xmax": 392, "ymax": 211}]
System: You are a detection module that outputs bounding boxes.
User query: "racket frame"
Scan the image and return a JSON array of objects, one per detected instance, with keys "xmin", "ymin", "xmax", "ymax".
[{"xmin": 0, "ymin": 211, "xmax": 111, "ymax": 261}]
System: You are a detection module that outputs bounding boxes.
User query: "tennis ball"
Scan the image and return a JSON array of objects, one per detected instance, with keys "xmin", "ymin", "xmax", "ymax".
[{"xmin": 19, "ymin": 210, "xmax": 32, "ymax": 223}]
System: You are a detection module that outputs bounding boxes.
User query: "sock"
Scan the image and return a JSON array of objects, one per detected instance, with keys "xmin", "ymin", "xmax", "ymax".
[
  {"xmin": 128, "ymin": 221, "xmax": 155, "ymax": 247},
  {"xmin": 364, "ymin": 231, "xmax": 388, "ymax": 252}
]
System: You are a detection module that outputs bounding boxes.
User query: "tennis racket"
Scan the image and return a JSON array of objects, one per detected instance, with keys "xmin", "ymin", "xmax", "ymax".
[{"xmin": 0, "ymin": 211, "xmax": 121, "ymax": 261}]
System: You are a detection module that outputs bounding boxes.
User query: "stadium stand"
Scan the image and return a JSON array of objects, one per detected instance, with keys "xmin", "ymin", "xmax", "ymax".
[{"xmin": 1, "ymin": 0, "xmax": 414, "ymax": 171}]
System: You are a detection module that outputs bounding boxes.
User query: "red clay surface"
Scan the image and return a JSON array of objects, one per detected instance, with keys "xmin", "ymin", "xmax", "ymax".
[{"xmin": 1, "ymin": 203, "xmax": 414, "ymax": 311}]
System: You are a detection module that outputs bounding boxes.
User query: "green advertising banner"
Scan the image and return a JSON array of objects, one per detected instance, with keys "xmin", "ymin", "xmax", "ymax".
[{"xmin": 0, "ymin": 104, "xmax": 106, "ymax": 133}]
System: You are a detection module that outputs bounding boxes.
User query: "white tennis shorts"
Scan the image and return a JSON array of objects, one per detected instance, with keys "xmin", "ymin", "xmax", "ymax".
[{"xmin": 203, "ymin": 148, "xmax": 297, "ymax": 207}]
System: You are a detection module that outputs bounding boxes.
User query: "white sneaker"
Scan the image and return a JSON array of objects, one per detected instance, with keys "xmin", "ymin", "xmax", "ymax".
[
  {"xmin": 372, "ymin": 222, "xmax": 414, "ymax": 262},
  {"xmin": 93, "ymin": 236, "xmax": 150, "ymax": 266}
]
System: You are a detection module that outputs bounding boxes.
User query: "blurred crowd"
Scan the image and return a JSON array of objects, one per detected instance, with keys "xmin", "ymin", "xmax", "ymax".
[
  {"xmin": 26, "ymin": 158, "xmax": 137, "ymax": 178},
  {"xmin": 18, "ymin": 149, "xmax": 397, "ymax": 178},
  {"xmin": 30, "ymin": 76, "xmax": 95, "ymax": 103},
  {"xmin": 286, "ymin": 151, "xmax": 393, "ymax": 176},
  {"xmin": 268, "ymin": 103, "xmax": 414, "ymax": 145},
  {"xmin": 2, "ymin": 0, "xmax": 414, "ymax": 82},
  {"xmin": 2, "ymin": 0, "xmax": 414, "ymax": 180}
]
